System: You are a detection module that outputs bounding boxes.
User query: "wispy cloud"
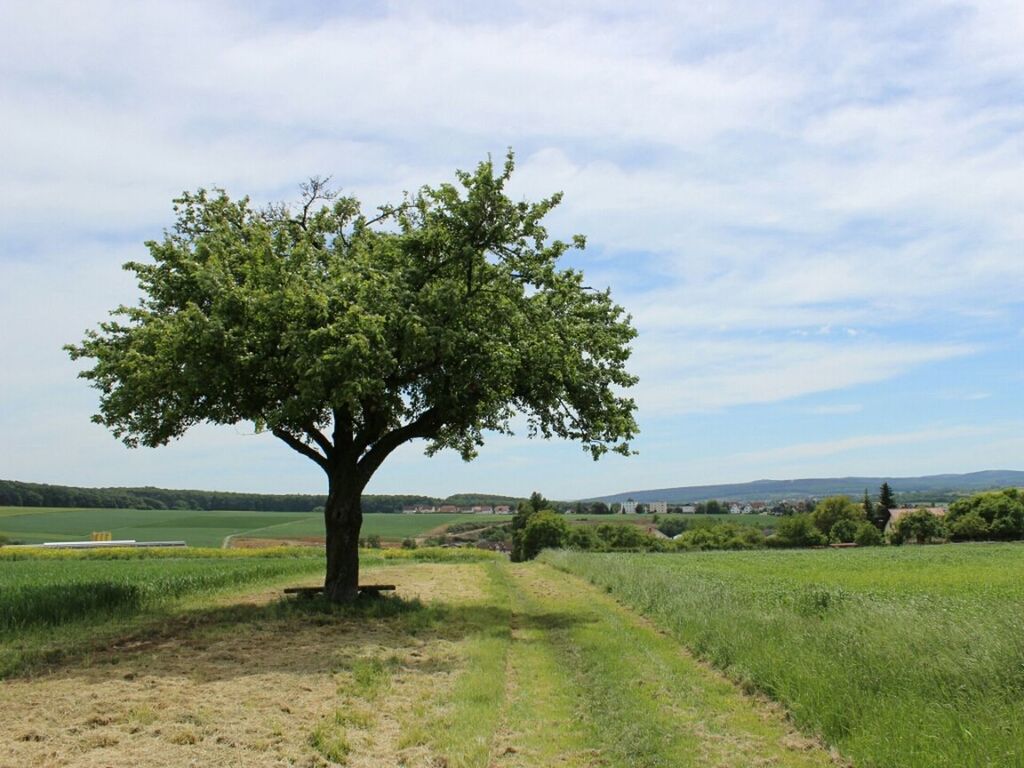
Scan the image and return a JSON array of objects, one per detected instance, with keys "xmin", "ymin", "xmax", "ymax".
[
  {"xmin": 631, "ymin": 338, "xmax": 972, "ymax": 413},
  {"xmin": 732, "ymin": 425, "xmax": 1005, "ymax": 466},
  {"xmin": 803, "ymin": 404, "xmax": 864, "ymax": 416}
]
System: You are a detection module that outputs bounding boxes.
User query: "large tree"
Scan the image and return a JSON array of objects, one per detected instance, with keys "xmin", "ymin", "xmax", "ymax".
[
  {"xmin": 67, "ymin": 155, "xmax": 638, "ymax": 601},
  {"xmin": 876, "ymin": 481, "xmax": 896, "ymax": 531}
]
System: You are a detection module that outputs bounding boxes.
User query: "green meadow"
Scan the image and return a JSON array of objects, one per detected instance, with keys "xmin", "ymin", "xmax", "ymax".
[
  {"xmin": 543, "ymin": 544, "xmax": 1024, "ymax": 768},
  {"xmin": 0, "ymin": 507, "xmax": 512, "ymax": 547}
]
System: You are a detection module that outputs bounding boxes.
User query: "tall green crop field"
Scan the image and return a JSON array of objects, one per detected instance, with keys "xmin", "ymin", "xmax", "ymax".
[
  {"xmin": 543, "ymin": 544, "xmax": 1024, "ymax": 768},
  {"xmin": 0, "ymin": 552, "xmax": 324, "ymax": 632}
]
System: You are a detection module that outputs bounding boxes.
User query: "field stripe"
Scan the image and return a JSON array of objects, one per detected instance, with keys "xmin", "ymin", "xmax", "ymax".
[
  {"xmin": 489, "ymin": 566, "xmax": 597, "ymax": 767},
  {"xmin": 419, "ymin": 562, "xmax": 513, "ymax": 767}
]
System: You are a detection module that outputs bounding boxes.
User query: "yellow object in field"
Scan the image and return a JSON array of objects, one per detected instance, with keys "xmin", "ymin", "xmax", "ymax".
[{"xmin": 91, "ymin": 531, "xmax": 112, "ymax": 542}]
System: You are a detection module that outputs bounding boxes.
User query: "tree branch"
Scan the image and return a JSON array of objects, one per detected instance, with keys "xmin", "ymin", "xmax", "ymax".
[
  {"xmin": 303, "ymin": 423, "xmax": 334, "ymax": 459},
  {"xmin": 357, "ymin": 407, "xmax": 444, "ymax": 481},
  {"xmin": 272, "ymin": 427, "xmax": 330, "ymax": 472},
  {"xmin": 297, "ymin": 176, "xmax": 335, "ymax": 228}
]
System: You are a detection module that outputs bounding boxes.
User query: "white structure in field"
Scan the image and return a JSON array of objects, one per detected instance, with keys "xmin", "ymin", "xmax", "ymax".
[
  {"xmin": 648, "ymin": 501, "xmax": 668, "ymax": 515},
  {"xmin": 622, "ymin": 501, "xmax": 638, "ymax": 514}
]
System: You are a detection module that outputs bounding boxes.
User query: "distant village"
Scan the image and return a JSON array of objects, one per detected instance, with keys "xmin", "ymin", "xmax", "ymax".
[
  {"xmin": 402, "ymin": 503, "xmax": 515, "ymax": 514},
  {"xmin": 403, "ymin": 500, "xmax": 801, "ymax": 515}
]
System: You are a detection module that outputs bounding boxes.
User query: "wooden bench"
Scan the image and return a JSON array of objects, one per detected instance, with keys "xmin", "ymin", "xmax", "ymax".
[{"xmin": 284, "ymin": 585, "xmax": 396, "ymax": 598}]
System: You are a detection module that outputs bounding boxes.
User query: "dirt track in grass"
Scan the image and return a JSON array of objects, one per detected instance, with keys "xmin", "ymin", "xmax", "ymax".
[{"xmin": 1, "ymin": 562, "xmax": 842, "ymax": 767}]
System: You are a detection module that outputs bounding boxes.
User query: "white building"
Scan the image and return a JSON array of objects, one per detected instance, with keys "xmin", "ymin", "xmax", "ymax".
[
  {"xmin": 648, "ymin": 501, "xmax": 668, "ymax": 515},
  {"xmin": 622, "ymin": 501, "xmax": 639, "ymax": 514}
]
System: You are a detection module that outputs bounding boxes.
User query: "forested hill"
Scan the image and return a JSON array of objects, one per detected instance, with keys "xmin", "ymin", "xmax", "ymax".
[
  {"xmin": 591, "ymin": 470, "xmax": 1024, "ymax": 504},
  {"xmin": 0, "ymin": 479, "xmax": 521, "ymax": 514}
]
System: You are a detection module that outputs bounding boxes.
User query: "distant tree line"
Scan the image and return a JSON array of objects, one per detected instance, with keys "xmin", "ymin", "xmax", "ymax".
[
  {"xmin": 510, "ymin": 485, "xmax": 1024, "ymax": 559},
  {"xmin": 0, "ymin": 479, "xmax": 520, "ymax": 515}
]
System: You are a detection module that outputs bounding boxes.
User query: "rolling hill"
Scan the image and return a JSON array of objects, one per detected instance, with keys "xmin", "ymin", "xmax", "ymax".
[{"xmin": 589, "ymin": 470, "xmax": 1024, "ymax": 504}]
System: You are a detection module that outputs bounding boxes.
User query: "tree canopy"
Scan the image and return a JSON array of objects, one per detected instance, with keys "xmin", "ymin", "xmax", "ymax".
[
  {"xmin": 67, "ymin": 153, "xmax": 639, "ymax": 600},
  {"xmin": 810, "ymin": 495, "xmax": 863, "ymax": 536}
]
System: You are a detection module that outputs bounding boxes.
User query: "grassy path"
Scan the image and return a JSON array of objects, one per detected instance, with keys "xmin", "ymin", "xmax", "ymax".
[{"xmin": 414, "ymin": 562, "xmax": 838, "ymax": 767}]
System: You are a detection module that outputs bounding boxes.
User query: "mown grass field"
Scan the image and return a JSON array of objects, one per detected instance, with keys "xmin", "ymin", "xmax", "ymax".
[
  {"xmin": 543, "ymin": 544, "xmax": 1024, "ymax": 768},
  {"xmin": 0, "ymin": 551, "xmax": 835, "ymax": 767},
  {"xmin": 0, "ymin": 507, "xmax": 512, "ymax": 547}
]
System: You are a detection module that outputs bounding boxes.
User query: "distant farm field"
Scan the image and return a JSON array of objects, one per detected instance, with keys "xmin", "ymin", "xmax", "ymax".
[
  {"xmin": 544, "ymin": 544, "xmax": 1024, "ymax": 768},
  {"xmin": 0, "ymin": 507, "xmax": 512, "ymax": 547}
]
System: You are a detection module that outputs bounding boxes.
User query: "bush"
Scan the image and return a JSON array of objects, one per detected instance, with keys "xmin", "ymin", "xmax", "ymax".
[
  {"xmin": 948, "ymin": 510, "xmax": 989, "ymax": 541},
  {"xmin": 853, "ymin": 522, "xmax": 883, "ymax": 547},
  {"xmin": 947, "ymin": 489, "xmax": 1023, "ymax": 541},
  {"xmin": 811, "ymin": 496, "xmax": 864, "ymax": 536},
  {"xmin": 595, "ymin": 523, "xmax": 662, "ymax": 550},
  {"xmin": 768, "ymin": 514, "xmax": 827, "ymax": 548},
  {"xmin": 401, "ymin": 537, "xmax": 417, "ymax": 550},
  {"xmin": 891, "ymin": 510, "xmax": 947, "ymax": 545},
  {"xmin": 675, "ymin": 523, "xmax": 764, "ymax": 551},
  {"xmin": 520, "ymin": 511, "xmax": 570, "ymax": 560},
  {"xmin": 829, "ymin": 519, "xmax": 859, "ymax": 544},
  {"xmin": 565, "ymin": 525, "xmax": 603, "ymax": 551}
]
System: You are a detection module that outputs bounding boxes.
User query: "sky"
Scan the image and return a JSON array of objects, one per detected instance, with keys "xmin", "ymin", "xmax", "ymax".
[{"xmin": 1, "ymin": 1, "xmax": 1022, "ymax": 500}]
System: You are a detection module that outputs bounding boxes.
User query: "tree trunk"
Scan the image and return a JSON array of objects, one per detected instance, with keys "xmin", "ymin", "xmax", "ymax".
[{"xmin": 323, "ymin": 482, "xmax": 363, "ymax": 603}]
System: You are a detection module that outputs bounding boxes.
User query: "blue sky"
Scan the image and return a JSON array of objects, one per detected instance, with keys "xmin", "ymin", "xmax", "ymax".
[{"xmin": 1, "ymin": 1, "xmax": 1022, "ymax": 499}]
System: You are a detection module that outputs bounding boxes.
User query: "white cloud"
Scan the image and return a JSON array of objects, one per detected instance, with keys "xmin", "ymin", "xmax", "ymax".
[{"xmin": 630, "ymin": 337, "xmax": 972, "ymax": 413}]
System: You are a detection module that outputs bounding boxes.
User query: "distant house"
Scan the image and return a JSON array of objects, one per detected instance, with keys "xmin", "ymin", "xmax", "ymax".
[
  {"xmin": 884, "ymin": 507, "xmax": 947, "ymax": 534},
  {"xmin": 439, "ymin": 505, "xmax": 458, "ymax": 513},
  {"xmin": 494, "ymin": 505, "xmax": 512, "ymax": 514},
  {"xmin": 680, "ymin": 504, "xmax": 696, "ymax": 514},
  {"xmin": 622, "ymin": 501, "xmax": 639, "ymax": 514},
  {"xmin": 401, "ymin": 505, "xmax": 437, "ymax": 514},
  {"xmin": 648, "ymin": 501, "xmax": 668, "ymax": 515}
]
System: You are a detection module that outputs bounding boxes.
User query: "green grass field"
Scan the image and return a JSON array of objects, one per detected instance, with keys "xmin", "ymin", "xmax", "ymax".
[
  {"xmin": 0, "ymin": 506, "xmax": 767, "ymax": 548},
  {"xmin": 1, "ymin": 554, "xmax": 835, "ymax": 766},
  {"xmin": 543, "ymin": 544, "xmax": 1024, "ymax": 768},
  {"xmin": 0, "ymin": 507, "xmax": 512, "ymax": 547},
  {"xmin": 236, "ymin": 512, "xmax": 512, "ymax": 542}
]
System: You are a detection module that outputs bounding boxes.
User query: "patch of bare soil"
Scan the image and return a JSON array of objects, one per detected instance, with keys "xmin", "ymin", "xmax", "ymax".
[
  {"xmin": 0, "ymin": 564, "xmax": 488, "ymax": 768},
  {"xmin": 228, "ymin": 536, "xmax": 325, "ymax": 549}
]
